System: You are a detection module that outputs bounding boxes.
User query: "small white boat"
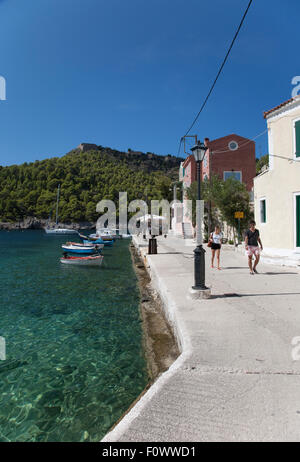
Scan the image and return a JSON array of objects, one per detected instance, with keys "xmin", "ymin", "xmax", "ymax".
[
  {"xmin": 65, "ymin": 241, "xmax": 95, "ymax": 247},
  {"xmin": 121, "ymin": 234, "xmax": 132, "ymax": 239},
  {"xmin": 62, "ymin": 243, "xmax": 103, "ymax": 253},
  {"xmin": 44, "ymin": 185, "xmax": 77, "ymax": 235},
  {"xmin": 94, "ymin": 228, "xmax": 118, "ymax": 240},
  {"xmin": 60, "ymin": 255, "xmax": 104, "ymax": 266},
  {"xmin": 46, "ymin": 228, "xmax": 78, "ymax": 235},
  {"xmin": 90, "ymin": 232, "xmax": 114, "ymax": 241},
  {"xmin": 108, "ymin": 227, "xmax": 121, "ymax": 239}
]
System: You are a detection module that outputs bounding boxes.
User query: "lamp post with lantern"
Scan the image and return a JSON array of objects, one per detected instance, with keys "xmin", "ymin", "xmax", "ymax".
[{"xmin": 190, "ymin": 141, "xmax": 209, "ymax": 292}]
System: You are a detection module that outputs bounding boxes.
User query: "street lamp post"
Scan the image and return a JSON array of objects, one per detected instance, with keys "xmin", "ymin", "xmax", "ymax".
[{"xmin": 191, "ymin": 141, "xmax": 209, "ymax": 291}]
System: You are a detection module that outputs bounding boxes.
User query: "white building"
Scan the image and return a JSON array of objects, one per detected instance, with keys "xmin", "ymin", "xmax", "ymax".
[{"xmin": 254, "ymin": 95, "xmax": 300, "ymax": 266}]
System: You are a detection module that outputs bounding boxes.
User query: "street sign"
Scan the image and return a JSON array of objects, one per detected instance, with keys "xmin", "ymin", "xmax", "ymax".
[{"xmin": 235, "ymin": 212, "xmax": 244, "ymax": 219}]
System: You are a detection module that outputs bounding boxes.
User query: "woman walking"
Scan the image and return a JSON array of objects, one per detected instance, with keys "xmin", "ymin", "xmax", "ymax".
[
  {"xmin": 209, "ymin": 225, "xmax": 223, "ymax": 270},
  {"xmin": 245, "ymin": 220, "xmax": 263, "ymax": 275}
]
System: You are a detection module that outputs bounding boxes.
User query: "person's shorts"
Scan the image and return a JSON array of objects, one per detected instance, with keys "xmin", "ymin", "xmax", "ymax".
[
  {"xmin": 246, "ymin": 246, "xmax": 260, "ymax": 257},
  {"xmin": 211, "ymin": 243, "xmax": 221, "ymax": 250}
]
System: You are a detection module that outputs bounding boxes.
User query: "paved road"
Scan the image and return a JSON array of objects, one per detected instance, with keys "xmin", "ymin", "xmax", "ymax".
[{"xmin": 102, "ymin": 236, "xmax": 300, "ymax": 442}]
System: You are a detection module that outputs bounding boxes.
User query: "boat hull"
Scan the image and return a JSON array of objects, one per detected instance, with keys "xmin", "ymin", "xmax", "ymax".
[
  {"xmin": 60, "ymin": 255, "xmax": 103, "ymax": 266},
  {"xmin": 83, "ymin": 239, "xmax": 113, "ymax": 247},
  {"xmin": 65, "ymin": 241, "xmax": 95, "ymax": 248},
  {"xmin": 45, "ymin": 228, "xmax": 78, "ymax": 235},
  {"xmin": 90, "ymin": 233, "xmax": 116, "ymax": 241},
  {"xmin": 61, "ymin": 245, "xmax": 103, "ymax": 254}
]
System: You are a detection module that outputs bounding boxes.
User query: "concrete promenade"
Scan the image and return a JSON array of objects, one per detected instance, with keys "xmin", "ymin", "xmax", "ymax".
[{"xmin": 102, "ymin": 235, "xmax": 300, "ymax": 442}]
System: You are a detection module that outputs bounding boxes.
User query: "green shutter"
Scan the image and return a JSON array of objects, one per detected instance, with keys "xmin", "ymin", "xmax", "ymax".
[
  {"xmin": 297, "ymin": 196, "xmax": 300, "ymax": 247},
  {"xmin": 260, "ymin": 200, "xmax": 266, "ymax": 223},
  {"xmin": 296, "ymin": 121, "xmax": 300, "ymax": 158},
  {"xmin": 263, "ymin": 200, "xmax": 266, "ymax": 223}
]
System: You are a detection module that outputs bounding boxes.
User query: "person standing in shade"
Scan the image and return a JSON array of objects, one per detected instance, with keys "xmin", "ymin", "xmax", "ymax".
[
  {"xmin": 245, "ymin": 220, "xmax": 263, "ymax": 275},
  {"xmin": 209, "ymin": 225, "xmax": 223, "ymax": 270}
]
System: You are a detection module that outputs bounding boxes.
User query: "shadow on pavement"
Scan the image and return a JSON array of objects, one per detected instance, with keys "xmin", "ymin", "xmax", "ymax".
[
  {"xmin": 210, "ymin": 292, "xmax": 300, "ymax": 299},
  {"xmin": 221, "ymin": 268, "xmax": 298, "ymax": 275},
  {"xmin": 158, "ymin": 252, "xmax": 184, "ymax": 255},
  {"xmin": 264, "ymin": 272, "xmax": 298, "ymax": 275}
]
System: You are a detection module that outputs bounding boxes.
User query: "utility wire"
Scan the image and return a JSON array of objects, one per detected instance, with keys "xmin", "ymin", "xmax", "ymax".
[
  {"xmin": 179, "ymin": 127, "xmax": 267, "ymax": 159},
  {"xmin": 180, "ymin": 0, "xmax": 253, "ymax": 142},
  {"xmin": 269, "ymin": 153, "xmax": 298, "ymax": 163},
  {"xmin": 212, "ymin": 129, "xmax": 268, "ymax": 154}
]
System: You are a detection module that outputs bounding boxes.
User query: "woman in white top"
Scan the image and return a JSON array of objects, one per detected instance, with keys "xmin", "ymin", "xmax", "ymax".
[{"xmin": 209, "ymin": 225, "xmax": 223, "ymax": 270}]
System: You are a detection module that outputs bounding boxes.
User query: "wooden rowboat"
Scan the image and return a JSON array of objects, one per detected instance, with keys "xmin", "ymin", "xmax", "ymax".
[{"xmin": 60, "ymin": 255, "xmax": 104, "ymax": 266}]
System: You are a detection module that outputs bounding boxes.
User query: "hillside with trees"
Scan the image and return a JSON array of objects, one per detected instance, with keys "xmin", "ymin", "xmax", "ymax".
[{"xmin": 0, "ymin": 146, "xmax": 183, "ymax": 225}]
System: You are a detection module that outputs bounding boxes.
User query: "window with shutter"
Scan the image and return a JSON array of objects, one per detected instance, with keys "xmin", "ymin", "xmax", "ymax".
[{"xmin": 260, "ymin": 199, "xmax": 266, "ymax": 223}]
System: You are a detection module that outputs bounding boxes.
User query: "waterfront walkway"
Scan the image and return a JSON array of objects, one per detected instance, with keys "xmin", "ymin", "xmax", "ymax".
[{"xmin": 102, "ymin": 235, "xmax": 300, "ymax": 442}]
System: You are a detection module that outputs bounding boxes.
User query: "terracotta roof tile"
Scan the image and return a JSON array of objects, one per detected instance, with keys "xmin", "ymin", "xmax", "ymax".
[{"xmin": 263, "ymin": 96, "xmax": 300, "ymax": 118}]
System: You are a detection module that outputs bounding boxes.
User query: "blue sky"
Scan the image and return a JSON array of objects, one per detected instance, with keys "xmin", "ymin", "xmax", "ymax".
[{"xmin": 0, "ymin": 0, "xmax": 299, "ymax": 166}]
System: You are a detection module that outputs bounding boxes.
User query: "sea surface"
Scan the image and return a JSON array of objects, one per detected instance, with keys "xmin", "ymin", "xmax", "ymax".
[{"xmin": 0, "ymin": 230, "xmax": 148, "ymax": 442}]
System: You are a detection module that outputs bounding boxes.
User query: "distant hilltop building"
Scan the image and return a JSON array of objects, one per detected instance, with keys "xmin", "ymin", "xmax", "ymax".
[
  {"xmin": 77, "ymin": 143, "xmax": 99, "ymax": 152},
  {"xmin": 127, "ymin": 149, "xmax": 143, "ymax": 155}
]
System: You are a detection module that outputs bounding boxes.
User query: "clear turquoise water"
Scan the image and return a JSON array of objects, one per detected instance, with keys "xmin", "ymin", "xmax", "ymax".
[{"xmin": 0, "ymin": 231, "xmax": 148, "ymax": 442}]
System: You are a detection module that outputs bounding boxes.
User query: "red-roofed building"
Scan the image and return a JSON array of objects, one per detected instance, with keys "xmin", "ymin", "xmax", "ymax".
[
  {"xmin": 180, "ymin": 134, "xmax": 256, "ymax": 193},
  {"xmin": 173, "ymin": 133, "xmax": 256, "ymax": 239}
]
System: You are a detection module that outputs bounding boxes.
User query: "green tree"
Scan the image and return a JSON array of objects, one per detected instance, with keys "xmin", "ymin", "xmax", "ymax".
[
  {"xmin": 0, "ymin": 146, "xmax": 184, "ymax": 223},
  {"xmin": 256, "ymin": 154, "xmax": 269, "ymax": 175},
  {"xmin": 186, "ymin": 176, "xmax": 252, "ymax": 238}
]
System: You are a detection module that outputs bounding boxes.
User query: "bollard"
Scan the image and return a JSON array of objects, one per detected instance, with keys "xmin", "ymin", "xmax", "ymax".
[
  {"xmin": 152, "ymin": 238, "xmax": 157, "ymax": 254},
  {"xmin": 148, "ymin": 237, "xmax": 157, "ymax": 255}
]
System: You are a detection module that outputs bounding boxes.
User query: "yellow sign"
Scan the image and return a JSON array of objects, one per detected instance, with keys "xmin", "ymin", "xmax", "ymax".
[{"xmin": 235, "ymin": 212, "xmax": 244, "ymax": 219}]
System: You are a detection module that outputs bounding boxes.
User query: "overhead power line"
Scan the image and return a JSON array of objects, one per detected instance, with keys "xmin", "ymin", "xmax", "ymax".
[
  {"xmin": 179, "ymin": 0, "xmax": 254, "ymax": 152},
  {"xmin": 178, "ymin": 127, "xmax": 267, "ymax": 159},
  {"xmin": 212, "ymin": 129, "xmax": 268, "ymax": 154}
]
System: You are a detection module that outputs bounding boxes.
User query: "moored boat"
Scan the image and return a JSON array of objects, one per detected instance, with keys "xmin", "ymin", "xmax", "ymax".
[
  {"xmin": 65, "ymin": 241, "xmax": 95, "ymax": 247},
  {"xmin": 79, "ymin": 233, "xmax": 114, "ymax": 246},
  {"xmin": 99, "ymin": 228, "xmax": 120, "ymax": 239},
  {"xmin": 89, "ymin": 233, "xmax": 114, "ymax": 241},
  {"xmin": 60, "ymin": 255, "xmax": 104, "ymax": 266},
  {"xmin": 83, "ymin": 239, "xmax": 113, "ymax": 247},
  {"xmin": 44, "ymin": 185, "xmax": 77, "ymax": 235},
  {"xmin": 45, "ymin": 228, "xmax": 78, "ymax": 235},
  {"xmin": 61, "ymin": 244, "xmax": 103, "ymax": 254}
]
